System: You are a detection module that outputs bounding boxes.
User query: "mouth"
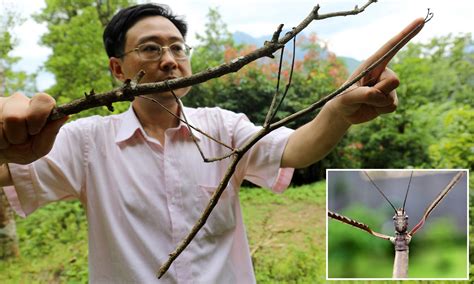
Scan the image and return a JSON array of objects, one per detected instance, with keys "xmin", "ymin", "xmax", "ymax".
[{"xmin": 162, "ymin": 75, "xmax": 178, "ymax": 81}]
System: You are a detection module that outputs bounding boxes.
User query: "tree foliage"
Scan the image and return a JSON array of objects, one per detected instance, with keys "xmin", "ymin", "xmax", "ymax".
[
  {"xmin": 192, "ymin": 7, "xmax": 234, "ymax": 69},
  {"xmin": 34, "ymin": 0, "xmax": 135, "ymax": 118},
  {"xmin": 428, "ymin": 104, "xmax": 473, "ymax": 169}
]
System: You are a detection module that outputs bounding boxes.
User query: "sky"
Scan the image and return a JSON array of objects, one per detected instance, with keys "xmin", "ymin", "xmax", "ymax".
[{"xmin": 3, "ymin": 0, "xmax": 474, "ymax": 90}]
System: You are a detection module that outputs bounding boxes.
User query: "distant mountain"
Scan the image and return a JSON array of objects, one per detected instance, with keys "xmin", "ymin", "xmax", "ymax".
[
  {"xmin": 338, "ymin": 56, "xmax": 360, "ymax": 74},
  {"xmin": 233, "ymin": 31, "xmax": 267, "ymax": 47},
  {"xmin": 232, "ymin": 31, "xmax": 361, "ymax": 73}
]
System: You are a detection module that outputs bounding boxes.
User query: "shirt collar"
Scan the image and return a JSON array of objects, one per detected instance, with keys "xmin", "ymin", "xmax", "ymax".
[{"xmin": 115, "ymin": 102, "xmax": 202, "ymax": 144}]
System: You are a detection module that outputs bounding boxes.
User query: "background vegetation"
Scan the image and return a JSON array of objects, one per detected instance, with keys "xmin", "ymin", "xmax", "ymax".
[
  {"xmin": 328, "ymin": 204, "xmax": 467, "ymax": 278},
  {"xmin": 0, "ymin": 0, "xmax": 472, "ymax": 282},
  {"xmin": 0, "ymin": 183, "xmax": 326, "ymax": 283}
]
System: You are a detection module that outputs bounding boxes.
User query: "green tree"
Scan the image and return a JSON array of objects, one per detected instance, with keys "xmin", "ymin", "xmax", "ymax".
[
  {"xmin": 393, "ymin": 33, "xmax": 474, "ymax": 106},
  {"xmin": 193, "ymin": 7, "xmax": 234, "ymax": 69},
  {"xmin": 34, "ymin": 0, "xmax": 135, "ymax": 118},
  {"xmin": 184, "ymin": 7, "xmax": 241, "ymax": 108},
  {"xmin": 428, "ymin": 104, "xmax": 474, "ymax": 169}
]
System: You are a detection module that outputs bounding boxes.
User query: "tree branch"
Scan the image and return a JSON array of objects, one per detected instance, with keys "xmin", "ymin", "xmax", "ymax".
[{"xmin": 48, "ymin": 0, "xmax": 378, "ymax": 121}]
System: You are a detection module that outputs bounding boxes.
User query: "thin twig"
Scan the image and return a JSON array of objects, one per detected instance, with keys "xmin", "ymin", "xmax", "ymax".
[
  {"xmin": 168, "ymin": 84, "xmax": 236, "ymax": 162},
  {"xmin": 169, "ymin": 88, "xmax": 207, "ymax": 161},
  {"xmin": 138, "ymin": 95, "xmax": 234, "ymax": 152},
  {"xmin": 269, "ymin": 32, "xmax": 297, "ymax": 123},
  {"xmin": 264, "ymin": 45, "xmax": 285, "ymax": 126}
]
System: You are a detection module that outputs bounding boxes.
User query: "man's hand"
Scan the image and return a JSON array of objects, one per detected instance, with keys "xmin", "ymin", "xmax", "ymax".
[
  {"xmin": 281, "ymin": 18, "xmax": 426, "ymax": 168},
  {"xmin": 327, "ymin": 67, "xmax": 399, "ymax": 124},
  {"xmin": 327, "ymin": 17, "xmax": 426, "ymax": 125},
  {"xmin": 0, "ymin": 92, "xmax": 68, "ymax": 165}
]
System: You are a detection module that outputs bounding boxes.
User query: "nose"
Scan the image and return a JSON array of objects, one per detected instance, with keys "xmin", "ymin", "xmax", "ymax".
[{"xmin": 159, "ymin": 48, "xmax": 178, "ymax": 71}]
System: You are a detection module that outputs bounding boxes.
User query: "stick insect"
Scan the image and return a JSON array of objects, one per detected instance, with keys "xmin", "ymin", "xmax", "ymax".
[{"xmin": 328, "ymin": 171, "xmax": 466, "ymax": 278}]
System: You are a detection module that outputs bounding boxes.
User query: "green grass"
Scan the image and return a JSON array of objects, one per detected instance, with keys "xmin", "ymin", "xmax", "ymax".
[
  {"xmin": 0, "ymin": 201, "xmax": 89, "ymax": 283},
  {"xmin": 0, "ymin": 181, "xmax": 326, "ymax": 283},
  {"xmin": 240, "ymin": 182, "xmax": 327, "ymax": 283}
]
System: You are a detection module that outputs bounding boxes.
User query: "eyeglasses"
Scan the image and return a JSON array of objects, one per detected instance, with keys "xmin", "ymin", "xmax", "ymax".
[{"xmin": 119, "ymin": 42, "xmax": 192, "ymax": 61}]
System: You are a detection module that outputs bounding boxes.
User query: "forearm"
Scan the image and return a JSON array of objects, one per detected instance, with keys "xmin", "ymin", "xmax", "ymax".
[
  {"xmin": 0, "ymin": 164, "xmax": 13, "ymax": 187},
  {"xmin": 281, "ymin": 102, "xmax": 351, "ymax": 168}
]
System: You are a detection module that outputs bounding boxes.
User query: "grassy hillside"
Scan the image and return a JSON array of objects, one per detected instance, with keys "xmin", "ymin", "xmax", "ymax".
[{"xmin": 0, "ymin": 182, "xmax": 326, "ymax": 283}]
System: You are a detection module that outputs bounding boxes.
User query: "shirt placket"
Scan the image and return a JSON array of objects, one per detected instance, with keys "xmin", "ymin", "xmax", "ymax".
[{"xmin": 164, "ymin": 130, "xmax": 192, "ymax": 282}]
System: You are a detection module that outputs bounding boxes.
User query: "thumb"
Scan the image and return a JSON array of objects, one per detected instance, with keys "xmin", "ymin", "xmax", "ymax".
[{"xmin": 340, "ymin": 86, "xmax": 392, "ymax": 108}]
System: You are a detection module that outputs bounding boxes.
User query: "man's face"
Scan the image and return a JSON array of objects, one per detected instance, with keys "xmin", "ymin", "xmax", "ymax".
[{"xmin": 114, "ymin": 16, "xmax": 192, "ymax": 98}]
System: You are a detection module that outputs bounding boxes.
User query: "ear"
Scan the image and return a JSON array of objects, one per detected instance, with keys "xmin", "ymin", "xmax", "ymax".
[{"xmin": 109, "ymin": 57, "xmax": 126, "ymax": 82}]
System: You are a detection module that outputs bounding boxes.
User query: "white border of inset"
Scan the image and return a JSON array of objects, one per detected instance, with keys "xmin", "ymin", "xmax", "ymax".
[{"xmin": 325, "ymin": 168, "xmax": 469, "ymax": 281}]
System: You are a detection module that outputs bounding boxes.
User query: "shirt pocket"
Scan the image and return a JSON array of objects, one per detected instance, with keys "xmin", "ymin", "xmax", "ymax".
[{"xmin": 197, "ymin": 185, "xmax": 236, "ymax": 236}]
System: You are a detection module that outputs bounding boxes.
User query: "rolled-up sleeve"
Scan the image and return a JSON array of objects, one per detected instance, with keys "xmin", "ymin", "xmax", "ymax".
[{"xmin": 229, "ymin": 112, "xmax": 294, "ymax": 193}]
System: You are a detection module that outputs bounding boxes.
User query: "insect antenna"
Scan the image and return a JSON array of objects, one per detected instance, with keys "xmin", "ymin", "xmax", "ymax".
[
  {"xmin": 364, "ymin": 171, "xmax": 398, "ymax": 213},
  {"xmin": 401, "ymin": 171, "xmax": 414, "ymax": 211}
]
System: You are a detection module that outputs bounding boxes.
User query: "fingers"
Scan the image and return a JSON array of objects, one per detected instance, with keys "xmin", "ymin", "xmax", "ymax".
[
  {"xmin": 1, "ymin": 93, "xmax": 30, "ymax": 145},
  {"xmin": 0, "ymin": 92, "xmax": 57, "ymax": 146},
  {"xmin": 372, "ymin": 68, "xmax": 399, "ymax": 114},
  {"xmin": 27, "ymin": 93, "xmax": 57, "ymax": 135},
  {"xmin": 340, "ymin": 74, "xmax": 398, "ymax": 113},
  {"xmin": 0, "ymin": 92, "xmax": 67, "ymax": 164},
  {"xmin": 350, "ymin": 17, "xmax": 426, "ymax": 86},
  {"xmin": 376, "ymin": 90, "xmax": 398, "ymax": 114},
  {"xmin": 373, "ymin": 68, "xmax": 400, "ymax": 95}
]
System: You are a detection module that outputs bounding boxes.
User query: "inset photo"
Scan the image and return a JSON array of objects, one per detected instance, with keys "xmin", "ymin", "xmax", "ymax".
[{"xmin": 326, "ymin": 170, "xmax": 468, "ymax": 280}]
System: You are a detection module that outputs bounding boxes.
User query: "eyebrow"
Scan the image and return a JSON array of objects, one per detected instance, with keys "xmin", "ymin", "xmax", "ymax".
[{"xmin": 137, "ymin": 35, "xmax": 184, "ymax": 45}]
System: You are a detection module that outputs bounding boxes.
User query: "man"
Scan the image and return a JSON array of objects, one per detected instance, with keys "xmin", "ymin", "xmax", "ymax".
[{"xmin": 0, "ymin": 3, "xmax": 423, "ymax": 283}]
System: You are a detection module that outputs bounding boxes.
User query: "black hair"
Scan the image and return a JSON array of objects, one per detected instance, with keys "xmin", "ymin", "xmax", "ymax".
[{"xmin": 103, "ymin": 3, "xmax": 188, "ymax": 58}]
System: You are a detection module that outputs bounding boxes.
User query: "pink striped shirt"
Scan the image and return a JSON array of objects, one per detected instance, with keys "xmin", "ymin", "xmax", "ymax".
[{"xmin": 5, "ymin": 106, "xmax": 294, "ymax": 283}]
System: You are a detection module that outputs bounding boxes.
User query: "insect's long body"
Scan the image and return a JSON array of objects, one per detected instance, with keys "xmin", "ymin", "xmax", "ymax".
[{"xmin": 391, "ymin": 208, "xmax": 411, "ymax": 278}]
